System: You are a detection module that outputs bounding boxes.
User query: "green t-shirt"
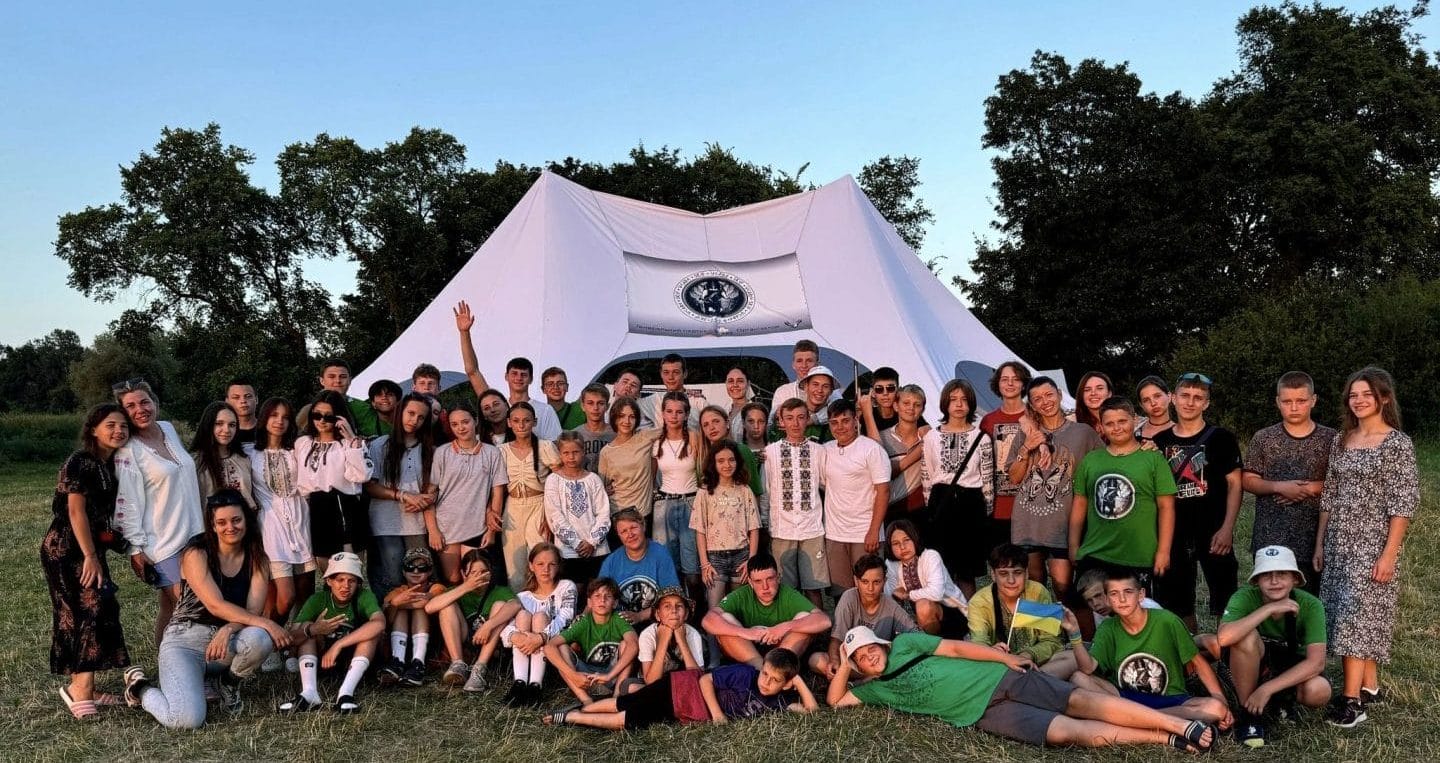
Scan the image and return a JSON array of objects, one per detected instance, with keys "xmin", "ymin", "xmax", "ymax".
[
  {"xmin": 1220, "ymin": 585, "xmax": 1326, "ymax": 656},
  {"xmin": 296, "ymin": 589, "xmax": 382, "ymax": 639},
  {"xmin": 556, "ymin": 401, "xmax": 588, "ymax": 431},
  {"xmin": 558, "ymin": 612, "xmax": 633, "ymax": 665},
  {"xmin": 1090, "ymin": 608, "xmax": 1196, "ymax": 696},
  {"xmin": 457, "ymin": 584, "xmax": 518, "ymax": 624},
  {"xmin": 1073, "ymin": 448, "xmax": 1177, "ymax": 567},
  {"xmin": 719, "ymin": 584, "xmax": 814, "ymax": 628},
  {"xmin": 850, "ymin": 633, "xmax": 1010, "ymax": 728},
  {"xmin": 348, "ymin": 399, "xmax": 392, "ymax": 438}
]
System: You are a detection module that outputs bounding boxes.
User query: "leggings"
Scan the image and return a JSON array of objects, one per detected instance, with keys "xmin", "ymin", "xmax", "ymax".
[{"xmin": 139, "ymin": 620, "xmax": 273, "ymax": 729}]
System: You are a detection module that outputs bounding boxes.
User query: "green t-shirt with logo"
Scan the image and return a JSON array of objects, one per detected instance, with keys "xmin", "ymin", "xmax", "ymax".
[
  {"xmin": 850, "ymin": 633, "xmax": 1010, "ymax": 728},
  {"xmin": 295, "ymin": 589, "xmax": 382, "ymax": 638},
  {"xmin": 1090, "ymin": 608, "xmax": 1196, "ymax": 696},
  {"xmin": 457, "ymin": 584, "xmax": 518, "ymax": 623},
  {"xmin": 1220, "ymin": 585, "xmax": 1326, "ymax": 656},
  {"xmin": 1073, "ymin": 448, "xmax": 1177, "ymax": 567},
  {"xmin": 719, "ymin": 584, "xmax": 814, "ymax": 628},
  {"xmin": 558, "ymin": 612, "xmax": 633, "ymax": 666}
]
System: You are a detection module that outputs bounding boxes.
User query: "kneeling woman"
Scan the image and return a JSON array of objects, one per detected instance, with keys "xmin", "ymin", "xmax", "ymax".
[{"xmin": 123, "ymin": 490, "xmax": 289, "ymax": 728}]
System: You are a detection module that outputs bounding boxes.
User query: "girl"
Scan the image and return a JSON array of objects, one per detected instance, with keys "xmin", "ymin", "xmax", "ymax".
[
  {"xmin": 722, "ymin": 367, "xmax": 752, "ymax": 441},
  {"xmin": 123, "ymin": 490, "xmax": 287, "ymax": 728},
  {"xmin": 247, "ymin": 398, "xmax": 314, "ymax": 646},
  {"xmin": 365, "ymin": 393, "xmax": 437, "ymax": 601},
  {"xmin": 653, "ymin": 393, "xmax": 704, "ymax": 592},
  {"xmin": 500, "ymin": 402, "xmax": 560, "ymax": 590},
  {"xmin": 477, "ymin": 389, "xmax": 511, "ymax": 445},
  {"xmin": 1315, "ymin": 367, "xmax": 1418, "ymax": 729},
  {"xmin": 691, "ymin": 441, "xmax": 761, "ymax": 612},
  {"xmin": 113, "ymin": 378, "xmax": 203, "ymax": 647},
  {"xmin": 379, "ymin": 547, "xmax": 437, "ymax": 688},
  {"xmin": 430, "ymin": 404, "xmax": 508, "ymax": 584},
  {"xmin": 920, "ymin": 379, "xmax": 994, "ymax": 597},
  {"xmin": 544, "ymin": 432, "xmax": 612, "ymax": 585},
  {"xmin": 598, "ymin": 397, "xmax": 661, "ymax": 525},
  {"xmin": 500, "ymin": 543, "xmax": 577, "ymax": 706},
  {"xmin": 883, "ymin": 520, "xmax": 967, "ymax": 636},
  {"xmin": 739, "ymin": 401, "xmax": 772, "ymax": 540},
  {"xmin": 190, "ymin": 402, "xmax": 255, "ymax": 509},
  {"xmin": 296, "ymin": 390, "xmax": 373, "ymax": 569},
  {"xmin": 43, "ymin": 404, "xmax": 132, "ymax": 720},
  {"xmin": 427, "ymin": 550, "xmax": 521, "ymax": 693},
  {"xmin": 1135, "ymin": 375, "xmax": 1175, "ymax": 445},
  {"xmin": 1073, "ymin": 371, "xmax": 1113, "ymax": 436},
  {"xmin": 867, "ymin": 385, "xmax": 929, "ymax": 522},
  {"xmin": 699, "ymin": 406, "xmax": 764, "ymax": 499}
]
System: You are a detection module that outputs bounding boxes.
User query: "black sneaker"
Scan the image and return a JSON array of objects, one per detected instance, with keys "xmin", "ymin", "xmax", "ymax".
[
  {"xmin": 1236, "ymin": 717, "xmax": 1266, "ymax": 748},
  {"xmin": 1326, "ymin": 696, "xmax": 1367, "ymax": 729},
  {"xmin": 1360, "ymin": 686, "xmax": 1385, "ymax": 707},
  {"xmin": 378, "ymin": 657, "xmax": 404, "ymax": 687},
  {"xmin": 502, "ymin": 680, "xmax": 527, "ymax": 707},
  {"xmin": 403, "ymin": 659, "xmax": 426, "ymax": 687},
  {"xmin": 215, "ymin": 673, "xmax": 244, "ymax": 715}
]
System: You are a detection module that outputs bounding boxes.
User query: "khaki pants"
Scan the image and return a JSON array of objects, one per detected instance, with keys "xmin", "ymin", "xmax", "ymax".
[{"xmin": 502, "ymin": 494, "xmax": 547, "ymax": 589}]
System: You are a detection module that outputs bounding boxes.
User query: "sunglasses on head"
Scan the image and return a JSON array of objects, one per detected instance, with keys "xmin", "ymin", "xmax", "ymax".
[
  {"xmin": 310, "ymin": 412, "xmax": 340, "ymax": 423},
  {"xmin": 111, "ymin": 377, "xmax": 148, "ymax": 393},
  {"xmin": 1177, "ymin": 372, "xmax": 1213, "ymax": 387}
]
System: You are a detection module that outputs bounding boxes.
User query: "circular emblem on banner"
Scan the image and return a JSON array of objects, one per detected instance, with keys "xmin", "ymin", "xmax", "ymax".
[{"xmin": 675, "ymin": 270, "xmax": 754, "ymax": 323}]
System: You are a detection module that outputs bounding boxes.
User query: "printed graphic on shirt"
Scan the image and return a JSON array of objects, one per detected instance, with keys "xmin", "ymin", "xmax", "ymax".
[
  {"xmin": 1118, "ymin": 652, "xmax": 1168, "ymax": 694},
  {"xmin": 1094, "ymin": 473, "xmax": 1136, "ymax": 519},
  {"xmin": 619, "ymin": 576, "xmax": 660, "ymax": 614},
  {"xmin": 587, "ymin": 641, "xmax": 621, "ymax": 666},
  {"xmin": 1018, "ymin": 443, "xmax": 1078, "ymax": 516},
  {"xmin": 778, "ymin": 442, "xmax": 816, "ymax": 513},
  {"xmin": 1162, "ymin": 444, "xmax": 1209, "ymax": 499}
]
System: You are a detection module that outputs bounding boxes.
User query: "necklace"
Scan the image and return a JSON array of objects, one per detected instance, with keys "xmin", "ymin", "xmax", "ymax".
[{"xmin": 453, "ymin": 440, "xmax": 483, "ymax": 456}]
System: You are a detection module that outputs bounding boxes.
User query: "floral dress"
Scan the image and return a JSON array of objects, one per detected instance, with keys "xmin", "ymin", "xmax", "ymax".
[
  {"xmin": 1320, "ymin": 430, "xmax": 1418, "ymax": 662},
  {"xmin": 41, "ymin": 450, "xmax": 130, "ymax": 674}
]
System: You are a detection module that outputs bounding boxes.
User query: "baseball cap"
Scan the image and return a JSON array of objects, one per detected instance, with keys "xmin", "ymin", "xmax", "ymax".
[
  {"xmin": 842, "ymin": 625, "xmax": 891, "ymax": 660},
  {"xmin": 324, "ymin": 551, "xmax": 365, "ymax": 580},
  {"xmin": 1250, "ymin": 545, "xmax": 1304, "ymax": 586}
]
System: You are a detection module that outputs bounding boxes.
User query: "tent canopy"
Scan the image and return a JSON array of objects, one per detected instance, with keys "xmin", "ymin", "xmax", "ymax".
[{"xmin": 353, "ymin": 171, "xmax": 1053, "ymax": 419}]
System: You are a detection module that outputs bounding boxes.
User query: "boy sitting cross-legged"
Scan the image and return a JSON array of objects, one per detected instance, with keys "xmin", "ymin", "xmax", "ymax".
[{"xmin": 545, "ymin": 577, "xmax": 638, "ymax": 704}]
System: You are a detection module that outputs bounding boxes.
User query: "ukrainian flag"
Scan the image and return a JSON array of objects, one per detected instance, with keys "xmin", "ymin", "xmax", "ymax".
[{"xmin": 1012, "ymin": 600, "xmax": 1064, "ymax": 636}]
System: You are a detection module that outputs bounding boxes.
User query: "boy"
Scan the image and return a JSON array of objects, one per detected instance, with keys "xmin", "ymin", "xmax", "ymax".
[
  {"xmin": 1216, "ymin": 546, "xmax": 1331, "ymax": 746},
  {"xmin": 426, "ymin": 550, "xmax": 521, "ymax": 693},
  {"xmin": 541, "ymin": 367, "xmax": 588, "ymax": 430},
  {"xmin": 355, "ymin": 379, "xmax": 401, "ymax": 438},
  {"xmin": 701, "ymin": 553, "xmax": 831, "ymax": 668},
  {"xmin": 639, "ymin": 353, "xmax": 704, "ymax": 429},
  {"xmin": 1071, "ymin": 569, "xmax": 1232, "ymax": 730},
  {"xmin": 809, "ymin": 554, "xmax": 917, "ymax": 679},
  {"xmin": 769, "ymin": 340, "xmax": 822, "ymax": 424},
  {"xmin": 763, "ymin": 400, "xmax": 829, "ymax": 605},
  {"xmin": 543, "ymin": 647, "xmax": 816, "ymax": 729},
  {"xmin": 280, "ymin": 552, "xmax": 386, "ymax": 714},
  {"xmin": 224, "ymin": 379, "xmax": 259, "ymax": 445},
  {"xmin": 967, "ymin": 544, "xmax": 1076, "ymax": 679},
  {"xmin": 821, "ymin": 399, "xmax": 889, "ymax": 590},
  {"xmin": 572, "ymin": 383, "xmax": 615, "ymax": 471},
  {"xmin": 1075, "ymin": 568, "xmax": 1160, "ymax": 630},
  {"xmin": 454, "ymin": 300, "xmax": 562, "ymax": 439},
  {"xmin": 545, "ymin": 578, "xmax": 638, "ymax": 703},
  {"xmin": 980, "ymin": 361, "xmax": 1032, "ymax": 551}
]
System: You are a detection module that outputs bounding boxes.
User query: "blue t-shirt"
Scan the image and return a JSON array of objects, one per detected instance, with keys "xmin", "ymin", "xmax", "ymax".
[
  {"xmin": 598, "ymin": 541, "xmax": 680, "ymax": 614},
  {"xmin": 710, "ymin": 664, "xmax": 796, "ymax": 719}
]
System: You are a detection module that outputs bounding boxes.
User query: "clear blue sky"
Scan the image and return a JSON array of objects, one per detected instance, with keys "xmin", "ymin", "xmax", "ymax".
[{"xmin": 1, "ymin": 1, "xmax": 1429, "ymax": 346}]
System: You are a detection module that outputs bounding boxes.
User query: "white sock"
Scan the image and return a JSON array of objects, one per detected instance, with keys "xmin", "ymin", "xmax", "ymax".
[
  {"xmin": 299, "ymin": 655, "xmax": 320, "ymax": 702},
  {"xmin": 411, "ymin": 633, "xmax": 429, "ymax": 662},
  {"xmin": 390, "ymin": 631, "xmax": 408, "ymax": 660},
  {"xmin": 512, "ymin": 648, "xmax": 529, "ymax": 682},
  {"xmin": 528, "ymin": 650, "xmax": 546, "ymax": 685},
  {"xmin": 338, "ymin": 656, "xmax": 370, "ymax": 698}
]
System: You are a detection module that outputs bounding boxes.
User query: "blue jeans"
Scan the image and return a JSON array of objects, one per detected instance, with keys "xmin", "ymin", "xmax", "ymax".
[
  {"xmin": 140, "ymin": 621, "xmax": 273, "ymax": 729},
  {"xmin": 652, "ymin": 496, "xmax": 699, "ymax": 575}
]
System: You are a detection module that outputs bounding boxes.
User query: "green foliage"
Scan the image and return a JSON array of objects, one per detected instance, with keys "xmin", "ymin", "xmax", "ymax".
[
  {"xmin": 0, "ymin": 412, "xmax": 81, "ymax": 464},
  {"xmin": 65, "ymin": 319, "xmax": 180, "ymax": 412},
  {"xmin": 1169, "ymin": 275, "xmax": 1440, "ymax": 437},
  {"xmin": 857, "ymin": 155, "xmax": 934, "ymax": 252},
  {"xmin": 0, "ymin": 330, "xmax": 84, "ymax": 413}
]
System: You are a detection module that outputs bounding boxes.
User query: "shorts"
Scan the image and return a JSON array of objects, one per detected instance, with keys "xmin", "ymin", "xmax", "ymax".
[
  {"xmin": 308, "ymin": 490, "xmax": 371, "ymax": 558},
  {"xmin": 975, "ymin": 669, "xmax": 1077, "ymax": 745},
  {"xmin": 574, "ymin": 659, "xmax": 618, "ymax": 696},
  {"xmin": 454, "ymin": 533, "xmax": 489, "ymax": 549},
  {"xmin": 150, "ymin": 552, "xmax": 184, "ymax": 588},
  {"xmin": 824, "ymin": 539, "xmax": 870, "ymax": 592},
  {"xmin": 616, "ymin": 671, "xmax": 680, "ymax": 729},
  {"xmin": 707, "ymin": 547, "xmax": 750, "ymax": 579},
  {"xmin": 1021, "ymin": 545, "xmax": 1069, "ymax": 561},
  {"xmin": 268, "ymin": 559, "xmax": 318, "ymax": 579},
  {"xmin": 1258, "ymin": 638, "xmax": 1304, "ymax": 695},
  {"xmin": 1119, "ymin": 689, "xmax": 1191, "ymax": 709},
  {"xmin": 771, "ymin": 535, "xmax": 829, "ymax": 591}
]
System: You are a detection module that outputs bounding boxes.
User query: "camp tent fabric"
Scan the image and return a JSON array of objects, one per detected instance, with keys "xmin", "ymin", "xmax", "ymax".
[{"xmin": 353, "ymin": 171, "xmax": 1047, "ymax": 418}]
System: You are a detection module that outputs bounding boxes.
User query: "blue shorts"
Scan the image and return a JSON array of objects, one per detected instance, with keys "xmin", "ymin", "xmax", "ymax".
[
  {"xmin": 1119, "ymin": 689, "xmax": 1191, "ymax": 709},
  {"xmin": 152, "ymin": 552, "xmax": 184, "ymax": 588}
]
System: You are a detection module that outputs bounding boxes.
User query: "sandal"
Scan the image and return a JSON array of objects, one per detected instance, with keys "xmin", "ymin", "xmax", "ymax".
[
  {"xmin": 93, "ymin": 692, "xmax": 124, "ymax": 707},
  {"xmin": 122, "ymin": 666, "xmax": 149, "ymax": 708},
  {"xmin": 335, "ymin": 694, "xmax": 361, "ymax": 715},
  {"xmin": 1172, "ymin": 721, "xmax": 1216, "ymax": 752},
  {"xmin": 542, "ymin": 708, "xmax": 574, "ymax": 726},
  {"xmin": 277, "ymin": 694, "xmax": 322, "ymax": 714},
  {"xmin": 60, "ymin": 687, "xmax": 99, "ymax": 720}
]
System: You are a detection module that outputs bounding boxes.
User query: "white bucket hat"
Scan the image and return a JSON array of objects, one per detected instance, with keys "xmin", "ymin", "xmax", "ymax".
[
  {"xmin": 801, "ymin": 365, "xmax": 836, "ymax": 387},
  {"xmin": 324, "ymin": 551, "xmax": 365, "ymax": 580},
  {"xmin": 1250, "ymin": 545, "xmax": 1304, "ymax": 586},
  {"xmin": 842, "ymin": 626, "xmax": 891, "ymax": 661}
]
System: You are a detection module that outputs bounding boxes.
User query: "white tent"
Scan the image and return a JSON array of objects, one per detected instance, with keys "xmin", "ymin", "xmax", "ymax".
[{"xmin": 353, "ymin": 171, "xmax": 1056, "ymax": 417}]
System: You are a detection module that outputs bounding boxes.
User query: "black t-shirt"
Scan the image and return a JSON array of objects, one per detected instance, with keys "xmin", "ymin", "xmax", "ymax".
[
  {"xmin": 235, "ymin": 427, "xmax": 258, "ymax": 446},
  {"xmin": 1151, "ymin": 425, "xmax": 1242, "ymax": 538}
]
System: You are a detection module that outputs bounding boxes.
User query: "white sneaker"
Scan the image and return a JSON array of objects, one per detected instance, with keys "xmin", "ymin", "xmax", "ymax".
[
  {"xmin": 261, "ymin": 652, "xmax": 284, "ymax": 673},
  {"xmin": 285, "ymin": 656, "xmax": 300, "ymax": 673}
]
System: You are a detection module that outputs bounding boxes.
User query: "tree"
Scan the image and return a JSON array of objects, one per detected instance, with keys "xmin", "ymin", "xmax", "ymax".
[
  {"xmin": 858, "ymin": 155, "xmax": 934, "ymax": 252},
  {"xmin": 67, "ymin": 314, "xmax": 180, "ymax": 414},
  {"xmin": 0, "ymin": 329, "xmax": 84, "ymax": 412}
]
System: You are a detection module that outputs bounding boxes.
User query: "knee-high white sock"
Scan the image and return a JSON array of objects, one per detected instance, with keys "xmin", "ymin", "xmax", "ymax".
[
  {"xmin": 512, "ymin": 647, "xmax": 530, "ymax": 682},
  {"xmin": 390, "ymin": 631, "xmax": 408, "ymax": 660},
  {"xmin": 338, "ymin": 656, "xmax": 370, "ymax": 697},
  {"xmin": 528, "ymin": 650, "xmax": 547, "ymax": 685},
  {"xmin": 299, "ymin": 655, "xmax": 321, "ymax": 702},
  {"xmin": 411, "ymin": 633, "xmax": 429, "ymax": 662}
]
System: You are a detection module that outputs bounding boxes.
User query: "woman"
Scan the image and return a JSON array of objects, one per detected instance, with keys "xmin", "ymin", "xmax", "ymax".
[
  {"xmin": 247, "ymin": 398, "xmax": 314, "ymax": 634},
  {"xmin": 365, "ymin": 393, "xmax": 437, "ymax": 601},
  {"xmin": 122, "ymin": 490, "xmax": 290, "ymax": 728},
  {"xmin": 500, "ymin": 402, "xmax": 560, "ymax": 590},
  {"xmin": 1073, "ymin": 371, "xmax": 1113, "ymax": 436},
  {"xmin": 722, "ymin": 367, "xmax": 752, "ymax": 441},
  {"xmin": 296, "ymin": 390, "xmax": 373, "ymax": 568},
  {"xmin": 598, "ymin": 397, "xmax": 661, "ymax": 527},
  {"xmin": 698, "ymin": 405, "xmax": 764, "ymax": 499},
  {"xmin": 865, "ymin": 385, "xmax": 929, "ymax": 522},
  {"xmin": 1315, "ymin": 367, "xmax": 1418, "ymax": 729},
  {"xmin": 920, "ymin": 379, "xmax": 994, "ymax": 597},
  {"xmin": 43, "ymin": 404, "xmax": 132, "ymax": 720},
  {"xmin": 883, "ymin": 520, "xmax": 966, "ymax": 636},
  {"xmin": 430, "ymin": 404, "xmax": 508, "ymax": 584},
  {"xmin": 191, "ymin": 401, "xmax": 255, "ymax": 509},
  {"xmin": 113, "ymin": 378, "xmax": 203, "ymax": 647},
  {"xmin": 478, "ymin": 389, "xmax": 511, "ymax": 445},
  {"xmin": 653, "ymin": 392, "xmax": 705, "ymax": 592},
  {"xmin": 1135, "ymin": 376, "xmax": 1174, "ymax": 444}
]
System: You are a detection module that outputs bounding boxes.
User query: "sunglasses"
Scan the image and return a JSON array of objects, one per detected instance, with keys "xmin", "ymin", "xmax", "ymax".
[
  {"xmin": 402, "ymin": 564, "xmax": 433, "ymax": 574},
  {"xmin": 310, "ymin": 412, "xmax": 340, "ymax": 423},
  {"xmin": 871, "ymin": 385, "xmax": 897, "ymax": 393},
  {"xmin": 111, "ymin": 377, "xmax": 148, "ymax": 394},
  {"xmin": 1176, "ymin": 372, "xmax": 1212, "ymax": 387}
]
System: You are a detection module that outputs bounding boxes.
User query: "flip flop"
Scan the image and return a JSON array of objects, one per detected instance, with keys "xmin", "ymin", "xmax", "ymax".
[
  {"xmin": 60, "ymin": 687, "xmax": 98, "ymax": 720},
  {"xmin": 93, "ymin": 692, "xmax": 124, "ymax": 707}
]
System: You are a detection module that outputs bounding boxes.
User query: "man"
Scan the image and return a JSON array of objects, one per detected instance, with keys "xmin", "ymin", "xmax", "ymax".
[
  {"xmin": 454, "ymin": 300, "xmax": 562, "ymax": 440},
  {"xmin": 701, "ymin": 553, "xmax": 831, "ymax": 668},
  {"xmin": 610, "ymin": 368, "xmax": 643, "ymax": 401},
  {"xmin": 598, "ymin": 509, "xmax": 681, "ymax": 625},
  {"xmin": 1151, "ymin": 373, "xmax": 1243, "ymax": 631},
  {"xmin": 1071, "ymin": 570, "xmax": 1232, "ymax": 731},
  {"xmin": 354, "ymin": 379, "xmax": 400, "ymax": 439},
  {"xmin": 1214, "ymin": 546, "xmax": 1332, "ymax": 747},
  {"xmin": 763, "ymin": 399, "xmax": 829, "ymax": 606},
  {"xmin": 541, "ymin": 367, "xmax": 588, "ymax": 430},
  {"xmin": 1242, "ymin": 372, "xmax": 1334, "ymax": 594},
  {"xmin": 295, "ymin": 359, "xmax": 373, "ymax": 430},
  {"xmin": 224, "ymin": 380, "xmax": 259, "ymax": 445},
  {"xmin": 639, "ymin": 353, "xmax": 703, "ymax": 429},
  {"xmin": 981, "ymin": 361, "xmax": 1032, "ymax": 553},
  {"xmin": 830, "ymin": 625, "xmax": 1221, "ymax": 751},
  {"xmin": 572, "ymin": 383, "xmax": 615, "ymax": 471},
  {"xmin": 820, "ymin": 399, "xmax": 889, "ymax": 594},
  {"xmin": 808, "ymin": 554, "xmax": 918, "ymax": 679}
]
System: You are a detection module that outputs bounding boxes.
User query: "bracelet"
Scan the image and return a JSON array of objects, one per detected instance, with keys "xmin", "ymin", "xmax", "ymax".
[
  {"xmin": 302, "ymin": 623, "xmax": 312, "ymax": 638},
  {"xmin": 1068, "ymin": 631, "xmax": 1083, "ymax": 643}
]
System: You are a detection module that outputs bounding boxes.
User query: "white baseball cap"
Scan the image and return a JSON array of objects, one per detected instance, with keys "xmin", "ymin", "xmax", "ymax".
[
  {"xmin": 801, "ymin": 365, "xmax": 836, "ymax": 386},
  {"xmin": 324, "ymin": 551, "xmax": 365, "ymax": 580},
  {"xmin": 1250, "ymin": 545, "xmax": 1304, "ymax": 586},
  {"xmin": 842, "ymin": 626, "xmax": 891, "ymax": 661}
]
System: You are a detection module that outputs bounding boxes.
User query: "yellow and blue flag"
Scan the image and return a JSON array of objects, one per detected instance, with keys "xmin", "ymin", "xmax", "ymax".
[{"xmin": 1012, "ymin": 600, "xmax": 1064, "ymax": 636}]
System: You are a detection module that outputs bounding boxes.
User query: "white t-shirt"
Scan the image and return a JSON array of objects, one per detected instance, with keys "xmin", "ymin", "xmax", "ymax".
[
  {"xmin": 821, "ymin": 437, "xmax": 890, "ymax": 542},
  {"xmin": 764, "ymin": 439, "xmax": 827, "ymax": 541},
  {"xmin": 637, "ymin": 622, "xmax": 706, "ymax": 669}
]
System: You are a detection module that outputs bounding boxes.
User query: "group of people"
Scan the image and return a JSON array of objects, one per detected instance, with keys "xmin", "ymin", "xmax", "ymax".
[{"xmin": 41, "ymin": 311, "xmax": 1417, "ymax": 751}]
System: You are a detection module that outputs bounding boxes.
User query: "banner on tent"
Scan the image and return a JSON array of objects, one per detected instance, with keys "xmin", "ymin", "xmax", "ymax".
[{"xmin": 623, "ymin": 252, "xmax": 813, "ymax": 337}]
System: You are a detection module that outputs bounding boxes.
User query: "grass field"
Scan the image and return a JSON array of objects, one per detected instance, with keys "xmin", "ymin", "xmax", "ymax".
[{"xmin": 4, "ymin": 446, "xmax": 1439, "ymax": 762}]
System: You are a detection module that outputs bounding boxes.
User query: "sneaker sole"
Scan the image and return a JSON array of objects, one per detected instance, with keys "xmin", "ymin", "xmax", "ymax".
[
  {"xmin": 1327, "ymin": 712, "xmax": 1368, "ymax": 729},
  {"xmin": 441, "ymin": 673, "xmax": 467, "ymax": 687}
]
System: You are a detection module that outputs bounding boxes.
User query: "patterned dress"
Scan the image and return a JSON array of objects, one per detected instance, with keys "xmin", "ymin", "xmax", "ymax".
[
  {"xmin": 41, "ymin": 451, "xmax": 131, "ymax": 674},
  {"xmin": 1320, "ymin": 430, "xmax": 1418, "ymax": 662}
]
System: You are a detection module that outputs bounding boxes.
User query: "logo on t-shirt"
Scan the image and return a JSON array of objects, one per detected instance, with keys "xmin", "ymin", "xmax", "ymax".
[
  {"xmin": 586, "ymin": 641, "xmax": 620, "ymax": 666},
  {"xmin": 1163, "ymin": 444, "xmax": 1209, "ymax": 499},
  {"xmin": 619, "ymin": 576, "xmax": 660, "ymax": 613},
  {"xmin": 1118, "ymin": 652, "xmax": 1168, "ymax": 694},
  {"xmin": 1093, "ymin": 473, "xmax": 1136, "ymax": 519}
]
